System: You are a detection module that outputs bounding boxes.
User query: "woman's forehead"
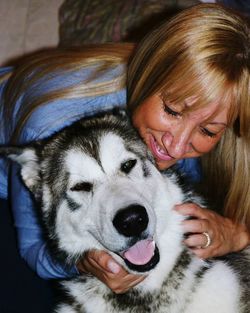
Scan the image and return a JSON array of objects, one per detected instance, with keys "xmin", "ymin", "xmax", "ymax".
[
  {"xmin": 190, "ymin": 102, "xmax": 229, "ymax": 125},
  {"xmin": 160, "ymin": 89, "xmax": 235, "ymax": 125}
]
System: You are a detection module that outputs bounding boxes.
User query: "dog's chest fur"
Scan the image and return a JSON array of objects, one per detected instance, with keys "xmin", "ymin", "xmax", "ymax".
[
  {"xmin": 59, "ymin": 249, "xmax": 243, "ymax": 313},
  {"xmin": 60, "ymin": 251, "xmax": 197, "ymax": 313}
]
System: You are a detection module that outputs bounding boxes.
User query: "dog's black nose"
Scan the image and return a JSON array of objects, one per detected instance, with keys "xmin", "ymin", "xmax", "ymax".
[{"xmin": 113, "ymin": 205, "xmax": 148, "ymax": 237}]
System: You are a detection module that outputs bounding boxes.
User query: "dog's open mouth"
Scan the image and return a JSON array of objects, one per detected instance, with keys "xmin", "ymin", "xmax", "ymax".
[{"xmin": 120, "ymin": 239, "xmax": 160, "ymax": 272}]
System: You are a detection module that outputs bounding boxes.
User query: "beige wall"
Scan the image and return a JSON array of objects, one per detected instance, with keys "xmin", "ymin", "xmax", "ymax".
[{"xmin": 0, "ymin": 0, "xmax": 64, "ymax": 66}]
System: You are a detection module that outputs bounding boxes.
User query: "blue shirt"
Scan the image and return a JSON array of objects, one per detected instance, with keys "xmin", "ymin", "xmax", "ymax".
[{"xmin": 0, "ymin": 64, "xmax": 200, "ymax": 279}]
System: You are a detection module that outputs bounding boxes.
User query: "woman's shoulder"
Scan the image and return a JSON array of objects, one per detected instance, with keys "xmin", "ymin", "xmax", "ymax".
[
  {"xmin": 4, "ymin": 62, "xmax": 127, "ymax": 143},
  {"xmin": 23, "ymin": 89, "xmax": 127, "ymax": 142}
]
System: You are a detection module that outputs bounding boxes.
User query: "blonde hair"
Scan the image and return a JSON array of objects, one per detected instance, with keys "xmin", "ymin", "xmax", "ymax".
[
  {"xmin": 3, "ymin": 43, "xmax": 134, "ymax": 141},
  {"xmin": 127, "ymin": 4, "xmax": 250, "ymax": 227}
]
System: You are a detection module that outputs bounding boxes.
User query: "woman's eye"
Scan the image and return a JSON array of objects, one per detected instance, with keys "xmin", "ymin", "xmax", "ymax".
[
  {"xmin": 200, "ymin": 127, "xmax": 216, "ymax": 138},
  {"xmin": 70, "ymin": 182, "xmax": 93, "ymax": 192},
  {"xmin": 163, "ymin": 104, "xmax": 181, "ymax": 117}
]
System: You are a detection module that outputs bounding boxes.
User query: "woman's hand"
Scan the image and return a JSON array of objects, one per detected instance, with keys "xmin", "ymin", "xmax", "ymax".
[
  {"xmin": 77, "ymin": 250, "xmax": 145, "ymax": 294},
  {"xmin": 175, "ymin": 203, "xmax": 250, "ymax": 259}
]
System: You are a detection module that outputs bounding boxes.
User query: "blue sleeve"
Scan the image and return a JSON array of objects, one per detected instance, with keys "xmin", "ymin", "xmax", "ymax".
[
  {"xmin": 11, "ymin": 163, "xmax": 78, "ymax": 279},
  {"xmin": 0, "ymin": 67, "xmax": 13, "ymax": 199},
  {"xmin": 5, "ymin": 64, "xmax": 126, "ymax": 279},
  {"xmin": 176, "ymin": 158, "xmax": 202, "ymax": 183}
]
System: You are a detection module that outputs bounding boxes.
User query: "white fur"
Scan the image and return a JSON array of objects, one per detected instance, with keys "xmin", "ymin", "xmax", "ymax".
[
  {"xmin": 65, "ymin": 149, "xmax": 104, "ymax": 183},
  {"xmin": 11, "ymin": 149, "xmax": 40, "ymax": 190},
  {"xmin": 53, "ymin": 135, "xmax": 243, "ymax": 312},
  {"xmin": 99, "ymin": 133, "xmax": 140, "ymax": 176},
  {"xmin": 185, "ymin": 262, "xmax": 240, "ymax": 313},
  {"xmin": 8, "ymin": 127, "xmax": 246, "ymax": 313}
]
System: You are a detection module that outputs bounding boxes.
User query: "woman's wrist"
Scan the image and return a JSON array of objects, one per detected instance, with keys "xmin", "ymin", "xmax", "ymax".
[{"xmin": 233, "ymin": 222, "xmax": 250, "ymax": 252}]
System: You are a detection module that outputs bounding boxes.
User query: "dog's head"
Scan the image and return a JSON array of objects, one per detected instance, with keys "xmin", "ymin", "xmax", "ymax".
[{"xmin": 1, "ymin": 112, "xmax": 185, "ymax": 274}]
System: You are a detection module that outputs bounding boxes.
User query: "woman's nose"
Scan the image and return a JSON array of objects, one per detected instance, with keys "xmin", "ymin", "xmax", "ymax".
[{"xmin": 162, "ymin": 130, "xmax": 191, "ymax": 159}]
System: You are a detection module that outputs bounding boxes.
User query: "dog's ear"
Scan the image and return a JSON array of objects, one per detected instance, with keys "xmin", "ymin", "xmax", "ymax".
[{"xmin": 0, "ymin": 145, "xmax": 41, "ymax": 197}]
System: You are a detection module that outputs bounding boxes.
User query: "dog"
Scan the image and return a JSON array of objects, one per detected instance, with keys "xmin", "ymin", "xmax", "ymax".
[{"xmin": 1, "ymin": 111, "xmax": 249, "ymax": 313}]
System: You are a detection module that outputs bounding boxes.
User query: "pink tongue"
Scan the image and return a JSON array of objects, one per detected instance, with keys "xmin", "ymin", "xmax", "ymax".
[{"xmin": 123, "ymin": 239, "xmax": 155, "ymax": 265}]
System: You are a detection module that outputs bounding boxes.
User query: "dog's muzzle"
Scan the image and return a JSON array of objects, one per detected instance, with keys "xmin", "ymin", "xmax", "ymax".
[{"xmin": 113, "ymin": 204, "xmax": 160, "ymax": 272}]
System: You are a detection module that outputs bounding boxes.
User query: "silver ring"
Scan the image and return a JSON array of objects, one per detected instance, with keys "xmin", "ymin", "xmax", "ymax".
[{"xmin": 202, "ymin": 232, "xmax": 212, "ymax": 248}]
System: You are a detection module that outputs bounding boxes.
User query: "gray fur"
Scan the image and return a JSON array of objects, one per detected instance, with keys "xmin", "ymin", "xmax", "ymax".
[{"xmin": 1, "ymin": 111, "xmax": 249, "ymax": 313}]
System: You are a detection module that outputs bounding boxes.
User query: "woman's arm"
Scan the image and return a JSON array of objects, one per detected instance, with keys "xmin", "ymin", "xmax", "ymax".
[
  {"xmin": 10, "ymin": 163, "xmax": 78, "ymax": 279},
  {"xmin": 175, "ymin": 203, "xmax": 250, "ymax": 259}
]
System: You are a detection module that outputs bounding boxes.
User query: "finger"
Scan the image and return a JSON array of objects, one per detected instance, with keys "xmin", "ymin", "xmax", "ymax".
[
  {"xmin": 114, "ymin": 273, "xmax": 144, "ymax": 287},
  {"xmin": 175, "ymin": 203, "xmax": 209, "ymax": 219},
  {"xmin": 115, "ymin": 275, "xmax": 146, "ymax": 294},
  {"xmin": 86, "ymin": 251, "xmax": 142, "ymax": 283},
  {"xmin": 99, "ymin": 270, "xmax": 144, "ymax": 294},
  {"xmin": 129, "ymin": 275, "xmax": 145, "ymax": 286},
  {"xmin": 87, "ymin": 250, "xmax": 122, "ymax": 274},
  {"xmin": 79, "ymin": 251, "xmax": 144, "ymax": 294},
  {"xmin": 182, "ymin": 218, "xmax": 209, "ymax": 234},
  {"xmin": 111, "ymin": 272, "xmax": 146, "ymax": 293},
  {"xmin": 184, "ymin": 233, "xmax": 211, "ymax": 248},
  {"xmin": 191, "ymin": 246, "xmax": 216, "ymax": 259}
]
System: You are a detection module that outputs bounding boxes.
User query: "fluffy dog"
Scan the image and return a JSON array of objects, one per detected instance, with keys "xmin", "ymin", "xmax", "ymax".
[{"xmin": 1, "ymin": 111, "xmax": 249, "ymax": 313}]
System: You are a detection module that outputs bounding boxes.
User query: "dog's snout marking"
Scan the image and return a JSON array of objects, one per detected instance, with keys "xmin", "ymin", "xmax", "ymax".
[{"xmin": 113, "ymin": 204, "xmax": 149, "ymax": 237}]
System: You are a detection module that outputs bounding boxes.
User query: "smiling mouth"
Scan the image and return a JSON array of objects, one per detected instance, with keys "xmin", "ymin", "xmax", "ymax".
[
  {"xmin": 120, "ymin": 239, "xmax": 160, "ymax": 273},
  {"xmin": 149, "ymin": 135, "xmax": 174, "ymax": 162}
]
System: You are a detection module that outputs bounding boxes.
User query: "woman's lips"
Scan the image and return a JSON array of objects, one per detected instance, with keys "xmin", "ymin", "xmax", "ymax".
[{"xmin": 149, "ymin": 134, "xmax": 174, "ymax": 161}]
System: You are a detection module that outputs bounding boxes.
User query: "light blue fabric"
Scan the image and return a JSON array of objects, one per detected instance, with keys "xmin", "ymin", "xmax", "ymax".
[
  {"xmin": 0, "ymin": 65, "xmax": 201, "ymax": 279},
  {"xmin": 0, "ymin": 66, "xmax": 13, "ymax": 198}
]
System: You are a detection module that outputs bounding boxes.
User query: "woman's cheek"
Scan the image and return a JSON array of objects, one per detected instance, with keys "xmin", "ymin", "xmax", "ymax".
[{"xmin": 193, "ymin": 135, "xmax": 221, "ymax": 154}]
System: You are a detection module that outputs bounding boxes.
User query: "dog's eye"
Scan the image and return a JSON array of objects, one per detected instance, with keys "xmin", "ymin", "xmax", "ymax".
[
  {"xmin": 70, "ymin": 182, "xmax": 93, "ymax": 192},
  {"xmin": 120, "ymin": 159, "xmax": 137, "ymax": 174}
]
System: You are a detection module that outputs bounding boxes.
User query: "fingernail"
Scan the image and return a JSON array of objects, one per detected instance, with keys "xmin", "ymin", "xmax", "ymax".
[{"xmin": 107, "ymin": 260, "xmax": 121, "ymax": 274}]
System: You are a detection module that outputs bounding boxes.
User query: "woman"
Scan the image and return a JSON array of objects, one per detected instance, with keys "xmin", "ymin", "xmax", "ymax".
[{"xmin": 0, "ymin": 3, "xmax": 249, "ymax": 297}]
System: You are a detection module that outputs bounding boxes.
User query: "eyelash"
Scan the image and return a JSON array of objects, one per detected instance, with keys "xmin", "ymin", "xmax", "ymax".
[
  {"xmin": 200, "ymin": 127, "xmax": 217, "ymax": 138},
  {"xmin": 162, "ymin": 101, "xmax": 217, "ymax": 138},
  {"xmin": 162, "ymin": 103, "xmax": 181, "ymax": 117}
]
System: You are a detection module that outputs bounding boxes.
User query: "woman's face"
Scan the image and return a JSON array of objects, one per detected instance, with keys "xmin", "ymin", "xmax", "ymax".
[{"xmin": 132, "ymin": 93, "xmax": 229, "ymax": 170}]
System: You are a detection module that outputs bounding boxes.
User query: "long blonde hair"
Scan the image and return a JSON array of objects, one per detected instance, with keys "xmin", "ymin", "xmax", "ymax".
[
  {"xmin": 127, "ymin": 4, "xmax": 250, "ymax": 227},
  {"xmin": 3, "ymin": 43, "xmax": 134, "ymax": 141}
]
